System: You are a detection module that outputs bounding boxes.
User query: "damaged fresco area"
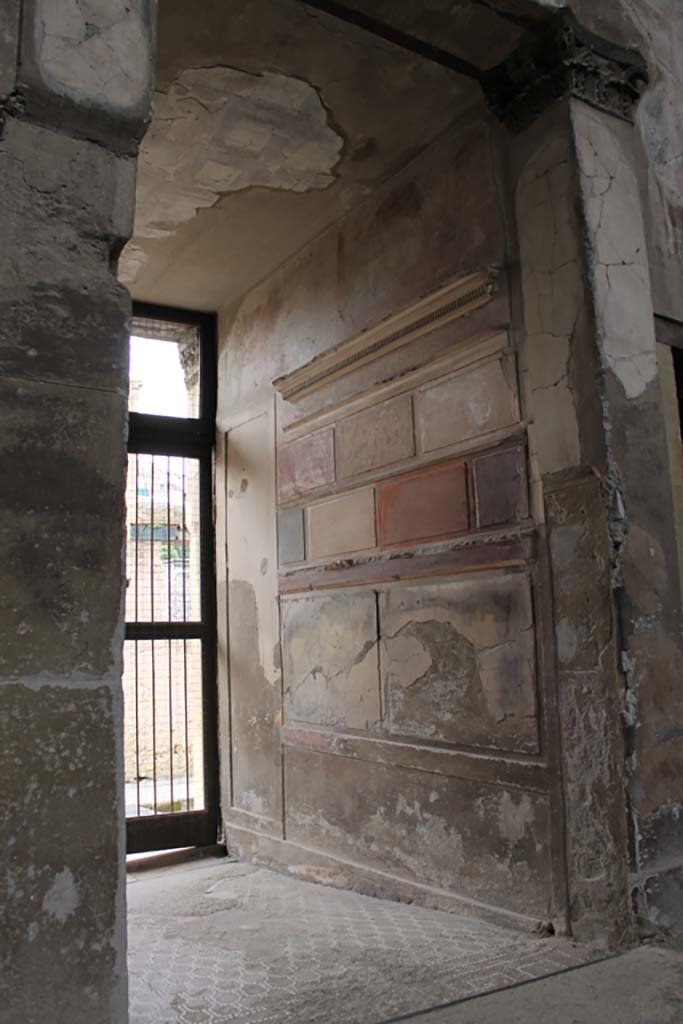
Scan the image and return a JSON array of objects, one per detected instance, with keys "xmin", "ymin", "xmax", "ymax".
[
  {"xmin": 381, "ymin": 574, "xmax": 539, "ymax": 754},
  {"xmin": 286, "ymin": 747, "xmax": 554, "ymax": 919},
  {"xmin": 282, "ymin": 591, "xmax": 380, "ymax": 731},
  {"xmin": 132, "ymin": 66, "xmax": 343, "ymax": 241}
]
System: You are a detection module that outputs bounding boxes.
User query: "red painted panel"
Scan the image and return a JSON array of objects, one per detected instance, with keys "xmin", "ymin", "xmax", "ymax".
[
  {"xmin": 378, "ymin": 461, "xmax": 469, "ymax": 547},
  {"xmin": 277, "ymin": 428, "xmax": 335, "ymax": 504}
]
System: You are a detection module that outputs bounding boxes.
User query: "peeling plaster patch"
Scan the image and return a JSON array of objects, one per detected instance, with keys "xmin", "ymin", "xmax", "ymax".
[
  {"xmin": 133, "ymin": 67, "xmax": 343, "ymax": 242},
  {"xmin": 35, "ymin": 0, "xmax": 151, "ymax": 111},
  {"xmin": 574, "ymin": 104, "xmax": 657, "ymax": 399},
  {"xmin": 381, "ymin": 575, "xmax": 539, "ymax": 753},
  {"xmin": 43, "ymin": 868, "xmax": 79, "ymax": 923},
  {"xmin": 497, "ymin": 791, "xmax": 536, "ymax": 844},
  {"xmin": 118, "ymin": 240, "xmax": 146, "ymax": 286}
]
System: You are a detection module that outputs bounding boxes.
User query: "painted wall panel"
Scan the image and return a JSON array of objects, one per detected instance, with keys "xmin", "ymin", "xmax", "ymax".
[
  {"xmin": 416, "ymin": 357, "xmax": 519, "ymax": 453},
  {"xmin": 380, "ymin": 573, "xmax": 539, "ymax": 754},
  {"xmin": 226, "ymin": 411, "xmax": 283, "ymax": 826},
  {"xmin": 282, "ymin": 591, "xmax": 380, "ymax": 730}
]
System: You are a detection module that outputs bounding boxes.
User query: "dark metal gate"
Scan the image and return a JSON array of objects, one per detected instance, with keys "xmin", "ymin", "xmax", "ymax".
[{"xmin": 124, "ymin": 302, "xmax": 218, "ymax": 854}]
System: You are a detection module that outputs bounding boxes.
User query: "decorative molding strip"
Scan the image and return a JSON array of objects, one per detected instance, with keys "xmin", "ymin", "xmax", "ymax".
[
  {"xmin": 280, "ymin": 725, "xmax": 548, "ymax": 789},
  {"xmin": 483, "ymin": 11, "xmax": 648, "ymax": 131},
  {"xmin": 283, "ymin": 329, "xmax": 509, "ymax": 440},
  {"xmin": 278, "ymin": 538, "xmax": 531, "ymax": 594},
  {"xmin": 273, "ymin": 270, "xmax": 498, "ymax": 403}
]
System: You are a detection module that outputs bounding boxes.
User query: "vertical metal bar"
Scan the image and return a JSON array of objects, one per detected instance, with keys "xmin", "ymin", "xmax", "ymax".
[
  {"xmin": 182, "ymin": 458, "xmax": 187, "ymax": 622},
  {"xmin": 166, "ymin": 455, "xmax": 172, "ymax": 622},
  {"xmin": 182, "ymin": 459, "xmax": 190, "ymax": 809},
  {"xmin": 167, "ymin": 456, "xmax": 174, "ymax": 812},
  {"xmin": 134, "ymin": 455, "xmax": 141, "ymax": 818},
  {"xmin": 150, "ymin": 457, "xmax": 157, "ymax": 814},
  {"xmin": 184, "ymin": 638, "xmax": 190, "ymax": 810},
  {"xmin": 134, "ymin": 639, "xmax": 140, "ymax": 818},
  {"xmin": 137, "ymin": 456, "xmax": 141, "ymax": 622},
  {"xmin": 199, "ymin": 449, "xmax": 218, "ymax": 826}
]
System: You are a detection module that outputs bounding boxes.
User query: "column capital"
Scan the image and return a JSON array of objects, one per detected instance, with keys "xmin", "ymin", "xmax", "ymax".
[{"xmin": 484, "ymin": 11, "xmax": 648, "ymax": 132}]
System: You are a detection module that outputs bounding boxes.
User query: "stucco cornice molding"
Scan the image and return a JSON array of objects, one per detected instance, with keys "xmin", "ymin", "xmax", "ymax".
[
  {"xmin": 273, "ymin": 270, "xmax": 498, "ymax": 403},
  {"xmin": 483, "ymin": 11, "xmax": 648, "ymax": 132}
]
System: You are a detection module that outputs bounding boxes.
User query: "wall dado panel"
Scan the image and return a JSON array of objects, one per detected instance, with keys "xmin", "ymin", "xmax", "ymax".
[
  {"xmin": 282, "ymin": 568, "xmax": 539, "ymax": 754},
  {"xmin": 224, "ymin": 271, "xmax": 564, "ymax": 927}
]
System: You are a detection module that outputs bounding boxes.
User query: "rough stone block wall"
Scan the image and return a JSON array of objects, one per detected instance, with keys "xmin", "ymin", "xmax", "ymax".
[{"xmin": 0, "ymin": 4, "xmax": 154, "ymax": 1022}]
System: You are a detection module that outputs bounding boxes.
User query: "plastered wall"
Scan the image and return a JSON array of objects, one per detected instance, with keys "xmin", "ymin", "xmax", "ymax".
[
  {"xmin": 217, "ymin": 13, "xmax": 683, "ymax": 940},
  {"xmin": 217, "ymin": 112, "xmax": 571, "ymax": 931}
]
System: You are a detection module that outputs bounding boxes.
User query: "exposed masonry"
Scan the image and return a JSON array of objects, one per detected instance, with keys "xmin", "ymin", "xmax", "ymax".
[{"xmin": 132, "ymin": 65, "xmax": 344, "ymax": 241}]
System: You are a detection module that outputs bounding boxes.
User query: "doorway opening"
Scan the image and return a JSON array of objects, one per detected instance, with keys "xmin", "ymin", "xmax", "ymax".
[{"xmin": 124, "ymin": 302, "xmax": 219, "ymax": 854}]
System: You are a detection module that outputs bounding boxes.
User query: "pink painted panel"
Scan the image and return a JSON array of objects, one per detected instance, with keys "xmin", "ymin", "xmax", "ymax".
[{"xmin": 277, "ymin": 427, "xmax": 335, "ymax": 504}]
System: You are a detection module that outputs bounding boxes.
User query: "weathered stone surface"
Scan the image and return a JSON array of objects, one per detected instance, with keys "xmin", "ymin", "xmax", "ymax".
[
  {"xmin": 515, "ymin": 120, "xmax": 584, "ymax": 477},
  {"xmin": 1, "ymin": 683, "xmax": 125, "ymax": 1024},
  {"xmin": 474, "ymin": 446, "xmax": 529, "ymax": 528},
  {"xmin": 285, "ymin": 746, "xmax": 554, "ymax": 918},
  {"xmin": 546, "ymin": 469, "xmax": 633, "ymax": 945},
  {"xmin": 18, "ymin": 0, "xmax": 155, "ymax": 155},
  {"xmin": 0, "ymin": 280, "xmax": 132, "ymax": 394},
  {"xmin": 308, "ymin": 487, "xmax": 376, "ymax": 559},
  {"xmin": 381, "ymin": 573, "xmax": 539, "ymax": 754},
  {"xmin": 0, "ymin": 378, "xmax": 127, "ymax": 679},
  {"xmin": 0, "ymin": 0, "xmax": 19, "ymax": 99},
  {"xmin": 278, "ymin": 507, "xmax": 306, "ymax": 566},
  {"xmin": 336, "ymin": 394, "xmax": 415, "ymax": 479},
  {"xmin": 282, "ymin": 591, "xmax": 380, "ymax": 730},
  {"xmin": 377, "ymin": 461, "xmax": 469, "ymax": 547},
  {"xmin": 416, "ymin": 357, "xmax": 519, "ymax": 454},
  {"xmin": 0, "ymin": 116, "xmax": 137, "ymax": 262},
  {"xmin": 278, "ymin": 428, "xmax": 335, "ymax": 504},
  {"xmin": 572, "ymin": 102, "xmax": 683, "ymax": 934},
  {"xmin": 1, "ymin": 6, "xmax": 150, "ymax": 1020},
  {"xmin": 0, "ymin": 117, "xmax": 136, "ymax": 393},
  {"xmin": 227, "ymin": 412, "xmax": 282, "ymax": 825}
]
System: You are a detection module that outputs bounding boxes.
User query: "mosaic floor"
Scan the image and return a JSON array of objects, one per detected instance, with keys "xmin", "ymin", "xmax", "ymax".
[{"xmin": 127, "ymin": 858, "xmax": 598, "ymax": 1024}]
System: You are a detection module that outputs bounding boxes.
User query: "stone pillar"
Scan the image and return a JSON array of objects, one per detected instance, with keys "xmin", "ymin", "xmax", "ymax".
[
  {"xmin": 487, "ymin": 11, "xmax": 683, "ymax": 943},
  {"xmin": 0, "ymin": 4, "xmax": 154, "ymax": 1023}
]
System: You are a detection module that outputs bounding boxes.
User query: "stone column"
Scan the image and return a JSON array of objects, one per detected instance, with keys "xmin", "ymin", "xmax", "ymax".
[
  {"xmin": 487, "ymin": 11, "xmax": 683, "ymax": 943},
  {"xmin": 0, "ymin": 4, "xmax": 154, "ymax": 1023}
]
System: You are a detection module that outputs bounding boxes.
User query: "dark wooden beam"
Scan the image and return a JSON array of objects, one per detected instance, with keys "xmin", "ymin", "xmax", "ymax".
[{"xmin": 301, "ymin": 0, "xmax": 484, "ymax": 81}]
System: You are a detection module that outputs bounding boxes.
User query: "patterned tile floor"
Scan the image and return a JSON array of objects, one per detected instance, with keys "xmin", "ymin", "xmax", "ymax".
[{"xmin": 127, "ymin": 858, "xmax": 599, "ymax": 1024}]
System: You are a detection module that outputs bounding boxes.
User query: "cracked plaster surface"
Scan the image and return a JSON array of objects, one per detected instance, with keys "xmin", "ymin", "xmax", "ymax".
[
  {"xmin": 618, "ymin": 0, "xmax": 683, "ymax": 319},
  {"xmin": 133, "ymin": 66, "xmax": 343, "ymax": 242},
  {"xmin": 534, "ymin": 0, "xmax": 683, "ymax": 319},
  {"xmin": 380, "ymin": 574, "xmax": 539, "ymax": 754},
  {"xmin": 35, "ymin": 0, "xmax": 151, "ymax": 110},
  {"xmin": 282, "ymin": 591, "xmax": 381, "ymax": 731},
  {"xmin": 574, "ymin": 104, "xmax": 657, "ymax": 400},
  {"xmin": 516, "ymin": 133, "xmax": 582, "ymax": 475}
]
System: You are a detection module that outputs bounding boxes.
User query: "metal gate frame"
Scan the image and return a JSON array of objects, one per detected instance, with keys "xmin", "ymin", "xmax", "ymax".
[{"xmin": 126, "ymin": 301, "xmax": 219, "ymax": 854}]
